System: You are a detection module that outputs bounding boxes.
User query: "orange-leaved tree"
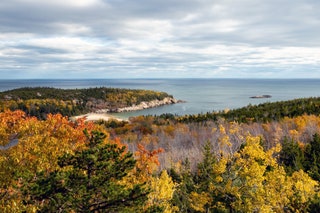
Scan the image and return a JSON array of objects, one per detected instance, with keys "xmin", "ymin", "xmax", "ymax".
[{"xmin": 0, "ymin": 110, "xmax": 98, "ymax": 212}]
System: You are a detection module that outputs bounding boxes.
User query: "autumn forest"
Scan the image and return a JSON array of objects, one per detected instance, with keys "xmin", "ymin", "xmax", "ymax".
[{"xmin": 1, "ymin": 87, "xmax": 320, "ymax": 212}]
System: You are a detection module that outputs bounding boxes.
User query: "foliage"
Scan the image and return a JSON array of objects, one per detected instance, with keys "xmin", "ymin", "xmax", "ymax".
[
  {"xmin": 133, "ymin": 144, "xmax": 164, "ymax": 183},
  {"xmin": 2, "ymin": 94, "xmax": 320, "ymax": 212},
  {"xmin": 0, "ymin": 87, "xmax": 173, "ymax": 119},
  {"xmin": 279, "ymin": 133, "xmax": 320, "ymax": 182},
  {"xmin": 279, "ymin": 137, "xmax": 305, "ymax": 175},
  {"xmin": 162, "ymin": 96, "xmax": 320, "ymax": 124},
  {"xmin": 147, "ymin": 170, "xmax": 177, "ymax": 213},
  {"xmin": 103, "ymin": 111, "xmax": 320, "ymax": 212},
  {"xmin": 24, "ymin": 130, "xmax": 149, "ymax": 212},
  {"xmin": 303, "ymin": 133, "xmax": 320, "ymax": 181},
  {"xmin": 195, "ymin": 141, "xmax": 217, "ymax": 191},
  {"xmin": 108, "ymin": 113, "xmax": 320, "ymax": 172},
  {"xmin": 0, "ymin": 110, "xmax": 97, "ymax": 212},
  {"xmin": 170, "ymin": 159, "xmax": 195, "ymax": 212},
  {"xmin": 187, "ymin": 135, "xmax": 319, "ymax": 212},
  {"xmin": 118, "ymin": 143, "xmax": 167, "ymax": 211}
]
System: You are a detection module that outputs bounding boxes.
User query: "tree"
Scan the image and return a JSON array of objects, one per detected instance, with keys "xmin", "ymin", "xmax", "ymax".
[
  {"xmin": 304, "ymin": 134, "xmax": 320, "ymax": 181},
  {"xmin": 195, "ymin": 140, "xmax": 216, "ymax": 191},
  {"xmin": 147, "ymin": 170, "xmax": 177, "ymax": 212},
  {"xmin": 223, "ymin": 135, "xmax": 317, "ymax": 212},
  {"xmin": 170, "ymin": 159, "xmax": 196, "ymax": 213},
  {"xmin": 0, "ymin": 111, "xmax": 96, "ymax": 212},
  {"xmin": 24, "ymin": 130, "xmax": 149, "ymax": 212},
  {"xmin": 191, "ymin": 135, "xmax": 318, "ymax": 212},
  {"xmin": 279, "ymin": 137, "xmax": 304, "ymax": 175}
]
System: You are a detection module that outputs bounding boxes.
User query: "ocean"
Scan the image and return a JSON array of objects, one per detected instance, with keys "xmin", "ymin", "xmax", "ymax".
[{"xmin": 1, "ymin": 79, "xmax": 320, "ymax": 118}]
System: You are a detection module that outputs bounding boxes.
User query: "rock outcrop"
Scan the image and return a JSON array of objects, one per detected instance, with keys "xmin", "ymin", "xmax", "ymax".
[
  {"xmin": 111, "ymin": 97, "xmax": 182, "ymax": 113},
  {"xmin": 250, "ymin": 95, "xmax": 272, "ymax": 99}
]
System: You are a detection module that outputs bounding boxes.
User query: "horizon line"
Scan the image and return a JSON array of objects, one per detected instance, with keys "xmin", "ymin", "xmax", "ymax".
[{"xmin": 2, "ymin": 77, "xmax": 320, "ymax": 80}]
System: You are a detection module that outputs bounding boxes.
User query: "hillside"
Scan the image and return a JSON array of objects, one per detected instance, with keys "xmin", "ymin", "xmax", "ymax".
[
  {"xmin": 1, "ymin": 94, "xmax": 320, "ymax": 211},
  {"xmin": 2, "ymin": 108, "xmax": 320, "ymax": 211}
]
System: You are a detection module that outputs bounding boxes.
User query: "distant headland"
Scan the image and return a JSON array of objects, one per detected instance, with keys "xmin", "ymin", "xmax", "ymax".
[{"xmin": 0, "ymin": 87, "xmax": 183, "ymax": 121}]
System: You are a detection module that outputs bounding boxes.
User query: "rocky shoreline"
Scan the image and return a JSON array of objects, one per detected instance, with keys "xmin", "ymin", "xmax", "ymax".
[
  {"xmin": 72, "ymin": 97, "xmax": 183, "ymax": 122},
  {"xmin": 97, "ymin": 97, "xmax": 183, "ymax": 113}
]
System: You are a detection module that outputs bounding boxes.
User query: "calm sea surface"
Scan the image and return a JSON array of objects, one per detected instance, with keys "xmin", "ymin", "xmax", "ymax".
[{"xmin": 1, "ymin": 79, "xmax": 320, "ymax": 118}]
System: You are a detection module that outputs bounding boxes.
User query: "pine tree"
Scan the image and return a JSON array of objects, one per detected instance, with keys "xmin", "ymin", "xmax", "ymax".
[
  {"xmin": 24, "ymin": 130, "xmax": 149, "ymax": 212},
  {"xmin": 195, "ymin": 140, "xmax": 216, "ymax": 190}
]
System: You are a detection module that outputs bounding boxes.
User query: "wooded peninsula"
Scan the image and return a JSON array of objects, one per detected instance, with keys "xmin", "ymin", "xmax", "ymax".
[
  {"xmin": 1, "ymin": 87, "xmax": 320, "ymax": 212},
  {"xmin": 0, "ymin": 87, "xmax": 179, "ymax": 119}
]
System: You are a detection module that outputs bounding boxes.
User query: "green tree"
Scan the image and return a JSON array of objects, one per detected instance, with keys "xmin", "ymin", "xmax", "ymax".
[
  {"xmin": 170, "ymin": 159, "xmax": 195, "ymax": 212},
  {"xmin": 195, "ymin": 140, "xmax": 217, "ymax": 191},
  {"xmin": 304, "ymin": 133, "xmax": 320, "ymax": 181},
  {"xmin": 279, "ymin": 137, "xmax": 305, "ymax": 175},
  {"xmin": 24, "ymin": 130, "xmax": 148, "ymax": 212}
]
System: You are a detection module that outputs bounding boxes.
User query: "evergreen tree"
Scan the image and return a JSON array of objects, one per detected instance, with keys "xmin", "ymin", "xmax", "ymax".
[
  {"xmin": 195, "ymin": 140, "xmax": 216, "ymax": 190},
  {"xmin": 279, "ymin": 137, "xmax": 304, "ymax": 175},
  {"xmin": 304, "ymin": 134, "xmax": 320, "ymax": 181},
  {"xmin": 24, "ymin": 130, "xmax": 148, "ymax": 212},
  {"xmin": 170, "ymin": 158, "xmax": 195, "ymax": 212}
]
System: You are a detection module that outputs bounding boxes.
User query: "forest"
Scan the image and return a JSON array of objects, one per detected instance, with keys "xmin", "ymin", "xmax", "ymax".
[
  {"xmin": 0, "ymin": 87, "xmax": 173, "ymax": 119},
  {"xmin": 1, "ymin": 89, "xmax": 320, "ymax": 212}
]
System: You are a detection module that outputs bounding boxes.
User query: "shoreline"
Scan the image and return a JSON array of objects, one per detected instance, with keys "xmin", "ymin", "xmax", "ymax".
[
  {"xmin": 71, "ymin": 97, "xmax": 183, "ymax": 122},
  {"xmin": 71, "ymin": 113, "xmax": 126, "ymax": 122},
  {"xmin": 107, "ymin": 97, "xmax": 183, "ymax": 113}
]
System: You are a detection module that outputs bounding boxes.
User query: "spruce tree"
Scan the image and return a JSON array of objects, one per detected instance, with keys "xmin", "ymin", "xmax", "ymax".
[{"xmin": 195, "ymin": 140, "xmax": 216, "ymax": 190}]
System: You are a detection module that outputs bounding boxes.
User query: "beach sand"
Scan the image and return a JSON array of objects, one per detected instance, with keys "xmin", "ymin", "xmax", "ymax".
[{"xmin": 72, "ymin": 113, "xmax": 125, "ymax": 122}]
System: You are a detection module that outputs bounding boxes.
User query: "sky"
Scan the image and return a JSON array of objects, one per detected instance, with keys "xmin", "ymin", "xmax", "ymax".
[{"xmin": 0, "ymin": 0, "xmax": 319, "ymax": 79}]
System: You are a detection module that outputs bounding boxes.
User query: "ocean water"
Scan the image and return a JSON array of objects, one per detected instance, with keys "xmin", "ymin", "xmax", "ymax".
[{"xmin": 1, "ymin": 79, "xmax": 320, "ymax": 118}]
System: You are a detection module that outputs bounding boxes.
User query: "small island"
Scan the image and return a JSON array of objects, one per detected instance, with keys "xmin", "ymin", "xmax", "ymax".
[{"xmin": 250, "ymin": 95, "xmax": 272, "ymax": 99}]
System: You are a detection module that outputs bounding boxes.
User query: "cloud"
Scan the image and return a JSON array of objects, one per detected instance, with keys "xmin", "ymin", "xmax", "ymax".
[{"xmin": 0, "ymin": 0, "xmax": 319, "ymax": 78}]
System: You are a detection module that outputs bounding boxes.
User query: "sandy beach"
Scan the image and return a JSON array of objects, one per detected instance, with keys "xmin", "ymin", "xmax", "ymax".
[{"xmin": 72, "ymin": 113, "xmax": 125, "ymax": 122}]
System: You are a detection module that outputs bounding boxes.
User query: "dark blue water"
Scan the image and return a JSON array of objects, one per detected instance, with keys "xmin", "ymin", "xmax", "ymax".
[{"xmin": 1, "ymin": 79, "xmax": 320, "ymax": 118}]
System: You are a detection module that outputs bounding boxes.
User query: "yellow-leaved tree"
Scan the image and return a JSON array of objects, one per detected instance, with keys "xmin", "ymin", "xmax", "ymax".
[
  {"xmin": 119, "ymin": 143, "xmax": 177, "ymax": 212},
  {"xmin": 0, "ymin": 110, "xmax": 98, "ymax": 212},
  {"xmin": 147, "ymin": 170, "xmax": 178, "ymax": 212},
  {"xmin": 191, "ymin": 135, "xmax": 319, "ymax": 212}
]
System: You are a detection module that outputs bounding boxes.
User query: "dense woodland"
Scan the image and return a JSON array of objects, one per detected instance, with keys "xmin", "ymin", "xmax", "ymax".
[
  {"xmin": 0, "ymin": 87, "xmax": 172, "ymax": 119},
  {"xmin": 1, "ymin": 89, "xmax": 320, "ymax": 212},
  {"xmin": 176, "ymin": 96, "xmax": 320, "ymax": 123}
]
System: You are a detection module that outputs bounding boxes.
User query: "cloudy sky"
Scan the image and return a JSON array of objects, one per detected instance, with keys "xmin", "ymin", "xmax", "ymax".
[{"xmin": 1, "ymin": 0, "xmax": 319, "ymax": 79}]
